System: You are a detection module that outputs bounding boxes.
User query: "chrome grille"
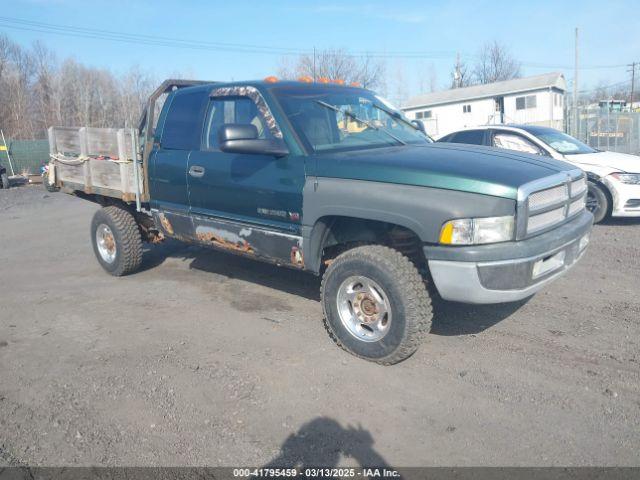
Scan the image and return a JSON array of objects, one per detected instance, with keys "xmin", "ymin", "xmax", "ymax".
[
  {"xmin": 527, "ymin": 206, "xmax": 566, "ymax": 234},
  {"xmin": 570, "ymin": 177, "xmax": 587, "ymax": 197},
  {"xmin": 517, "ymin": 170, "xmax": 586, "ymax": 239},
  {"xmin": 568, "ymin": 194, "xmax": 586, "ymax": 217},
  {"xmin": 528, "ymin": 184, "xmax": 568, "ymax": 211}
]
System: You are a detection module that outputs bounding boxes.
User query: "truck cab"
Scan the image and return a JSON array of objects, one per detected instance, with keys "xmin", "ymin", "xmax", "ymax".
[{"xmin": 49, "ymin": 79, "xmax": 593, "ymax": 364}]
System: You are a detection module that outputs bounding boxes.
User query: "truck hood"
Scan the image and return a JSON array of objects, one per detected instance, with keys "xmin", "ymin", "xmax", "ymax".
[
  {"xmin": 315, "ymin": 143, "xmax": 578, "ymax": 199},
  {"xmin": 564, "ymin": 151, "xmax": 640, "ymax": 174}
]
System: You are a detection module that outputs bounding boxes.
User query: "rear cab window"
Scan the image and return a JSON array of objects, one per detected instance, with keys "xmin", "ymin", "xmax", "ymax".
[{"xmin": 160, "ymin": 90, "xmax": 209, "ymax": 150}]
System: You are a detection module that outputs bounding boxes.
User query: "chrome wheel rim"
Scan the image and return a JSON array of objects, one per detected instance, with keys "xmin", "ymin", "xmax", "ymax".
[
  {"xmin": 96, "ymin": 224, "xmax": 117, "ymax": 264},
  {"xmin": 336, "ymin": 275, "xmax": 391, "ymax": 342}
]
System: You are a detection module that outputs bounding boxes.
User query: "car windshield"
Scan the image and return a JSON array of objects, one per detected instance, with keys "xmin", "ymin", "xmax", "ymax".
[
  {"xmin": 271, "ymin": 85, "xmax": 432, "ymax": 153},
  {"xmin": 526, "ymin": 128, "xmax": 596, "ymax": 155}
]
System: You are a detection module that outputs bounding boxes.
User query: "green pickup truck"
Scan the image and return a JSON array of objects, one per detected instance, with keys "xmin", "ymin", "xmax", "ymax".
[{"xmin": 48, "ymin": 79, "xmax": 593, "ymax": 364}]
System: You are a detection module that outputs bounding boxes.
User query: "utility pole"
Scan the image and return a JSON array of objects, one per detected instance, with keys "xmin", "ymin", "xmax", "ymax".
[
  {"xmin": 313, "ymin": 47, "xmax": 316, "ymax": 82},
  {"xmin": 628, "ymin": 62, "xmax": 637, "ymax": 111},
  {"xmin": 573, "ymin": 27, "xmax": 579, "ymax": 139},
  {"xmin": 453, "ymin": 52, "xmax": 462, "ymax": 89}
]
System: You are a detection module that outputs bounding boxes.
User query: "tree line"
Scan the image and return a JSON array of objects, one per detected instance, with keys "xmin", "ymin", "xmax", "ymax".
[{"xmin": 0, "ymin": 33, "xmax": 155, "ymax": 140}]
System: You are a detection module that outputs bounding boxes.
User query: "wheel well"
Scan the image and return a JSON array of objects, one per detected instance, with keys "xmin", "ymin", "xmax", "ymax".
[
  {"xmin": 587, "ymin": 177, "xmax": 613, "ymax": 212},
  {"xmin": 74, "ymin": 193, "xmax": 161, "ymax": 243},
  {"xmin": 309, "ymin": 216, "xmax": 425, "ymax": 273}
]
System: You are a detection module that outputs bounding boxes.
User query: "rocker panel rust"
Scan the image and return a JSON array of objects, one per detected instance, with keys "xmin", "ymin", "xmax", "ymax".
[{"xmin": 152, "ymin": 210, "xmax": 304, "ymax": 269}]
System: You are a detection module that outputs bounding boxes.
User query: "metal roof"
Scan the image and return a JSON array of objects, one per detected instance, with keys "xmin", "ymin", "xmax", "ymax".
[{"xmin": 403, "ymin": 72, "xmax": 566, "ymax": 110}]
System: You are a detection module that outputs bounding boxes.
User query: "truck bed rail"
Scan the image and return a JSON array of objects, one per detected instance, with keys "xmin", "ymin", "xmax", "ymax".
[{"xmin": 47, "ymin": 126, "xmax": 145, "ymax": 205}]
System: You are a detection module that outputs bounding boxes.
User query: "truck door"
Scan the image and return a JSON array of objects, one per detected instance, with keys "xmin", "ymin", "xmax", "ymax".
[
  {"xmin": 148, "ymin": 89, "xmax": 209, "ymax": 238},
  {"xmin": 187, "ymin": 87, "xmax": 306, "ymax": 266}
]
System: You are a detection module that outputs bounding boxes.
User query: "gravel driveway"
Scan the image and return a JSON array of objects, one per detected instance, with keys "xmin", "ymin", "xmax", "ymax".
[{"xmin": 1, "ymin": 186, "xmax": 639, "ymax": 467}]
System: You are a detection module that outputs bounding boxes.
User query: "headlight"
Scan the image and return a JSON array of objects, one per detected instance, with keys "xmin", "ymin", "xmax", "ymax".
[
  {"xmin": 439, "ymin": 215, "xmax": 515, "ymax": 245},
  {"xmin": 610, "ymin": 173, "xmax": 640, "ymax": 184}
]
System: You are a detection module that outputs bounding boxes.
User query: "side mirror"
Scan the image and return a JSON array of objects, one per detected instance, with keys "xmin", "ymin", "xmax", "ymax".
[
  {"xmin": 218, "ymin": 124, "xmax": 289, "ymax": 157},
  {"xmin": 411, "ymin": 119, "xmax": 427, "ymax": 135}
]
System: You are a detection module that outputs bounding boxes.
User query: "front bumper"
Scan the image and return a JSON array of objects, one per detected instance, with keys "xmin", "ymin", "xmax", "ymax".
[
  {"xmin": 604, "ymin": 177, "xmax": 640, "ymax": 217},
  {"xmin": 424, "ymin": 210, "xmax": 593, "ymax": 304}
]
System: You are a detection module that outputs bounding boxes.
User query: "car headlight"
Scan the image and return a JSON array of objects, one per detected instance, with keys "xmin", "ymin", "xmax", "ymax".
[
  {"xmin": 439, "ymin": 215, "xmax": 515, "ymax": 245},
  {"xmin": 610, "ymin": 173, "xmax": 640, "ymax": 184}
]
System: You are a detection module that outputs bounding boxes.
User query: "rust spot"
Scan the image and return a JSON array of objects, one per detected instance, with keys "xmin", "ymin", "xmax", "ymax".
[
  {"xmin": 147, "ymin": 230, "xmax": 165, "ymax": 244},
  {"xmin": 159, "ymin": 214, "xmax": 174, "ymax": 235},
  {"xmin": 290, "ymin": 246, "xmax": 304, "ymax": 266},
  {"xmin": 196, "ymin": 232, "xmax": 255, "ymax": 254}
]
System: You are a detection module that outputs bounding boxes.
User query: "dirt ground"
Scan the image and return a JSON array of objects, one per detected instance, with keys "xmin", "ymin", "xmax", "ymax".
[{"xmin": 0, "ymin": 185, "xmax": 639, "ymax": 467}]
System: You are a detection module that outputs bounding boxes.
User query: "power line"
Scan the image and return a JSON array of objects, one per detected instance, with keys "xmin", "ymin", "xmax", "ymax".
[
  {"xmin": 0, "ymin": 15, "xmax": 631, "ymax": 69},
  {"xmin": 577, "ymin": 79, "xmax": 631, "ymax": 94}
]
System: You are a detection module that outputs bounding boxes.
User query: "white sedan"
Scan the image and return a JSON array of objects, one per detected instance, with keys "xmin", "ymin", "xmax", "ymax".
[{"xmin": 437, "ymin": 125, "xmax": 640, "ymax": 223}]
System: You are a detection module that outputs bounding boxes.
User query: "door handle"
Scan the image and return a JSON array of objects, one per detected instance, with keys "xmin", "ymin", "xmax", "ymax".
[{"xmin": 189, "ymin": 165, "xmax": 205, "ymax": 178}]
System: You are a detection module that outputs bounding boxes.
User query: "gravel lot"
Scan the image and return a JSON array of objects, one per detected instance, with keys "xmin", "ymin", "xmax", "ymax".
[{"xmin": 1, "ymin": 185, "xmax": 639, "ymax": 467}]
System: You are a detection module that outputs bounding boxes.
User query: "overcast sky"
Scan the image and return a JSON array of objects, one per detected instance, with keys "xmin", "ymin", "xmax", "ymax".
[{"xmin": 1, "ymin": 0, "xmax": 638, "ymax": 102}]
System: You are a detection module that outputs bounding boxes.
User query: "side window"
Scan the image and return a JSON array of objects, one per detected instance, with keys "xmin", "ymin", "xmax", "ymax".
[
  {"xmin": 161, "ymin": 91, "xmax": 208, "ymax": 150},
  {"xmin": 516, "ymin": 94, "xmax": 537, "ymax": 110},
  {"xmin": 203, "ymin": 96, "xmax": 273, "ymax": 150},
  {"xmin": 493, "ymin": 132, "xmax": 543, "ymax": 155},
  {"xmin": 450, "ymin": 129, "xmax": 484, "ymax": 145}
]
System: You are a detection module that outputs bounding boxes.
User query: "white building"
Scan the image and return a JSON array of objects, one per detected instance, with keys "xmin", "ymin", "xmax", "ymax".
[{"xmin": 402, "ymin": 72, "xmax": 567, "ymax": 138}]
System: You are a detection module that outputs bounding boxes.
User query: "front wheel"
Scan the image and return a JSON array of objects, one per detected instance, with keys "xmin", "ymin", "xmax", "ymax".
[
  {"xmin": 321, "ymin": 245, "xmax": 432, "ymax": 365},
  {"xmin": 587, "ymin": 181, "xmax": 610, "ymax": 224},
  {"xmin": 91, "ymin": 206, "xmax": 143, "ymax": 276}
]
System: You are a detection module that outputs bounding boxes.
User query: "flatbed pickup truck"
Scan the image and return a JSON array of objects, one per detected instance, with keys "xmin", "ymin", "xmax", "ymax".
[{"xmin": 47, "ymin": 79, "xmax": 593, "ymax": 364}]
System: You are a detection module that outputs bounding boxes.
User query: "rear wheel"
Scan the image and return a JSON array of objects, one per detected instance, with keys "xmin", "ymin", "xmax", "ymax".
[
  {"xmin": 91, "ymin": 205, "xmax": 142, "ymax": 276},
  {"xmin": 321, "ymin": 245, "xmax": 432, "ymax": 365},
  {"xmin": 587, "ymin": 181, "xmax": 610, "ymax": 224},
  {"xmin": 1, "ymin": 172, "xmax": 9, "ymax": 189}
]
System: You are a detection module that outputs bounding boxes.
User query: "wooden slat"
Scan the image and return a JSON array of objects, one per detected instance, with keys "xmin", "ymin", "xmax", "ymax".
[
  {"xmin": 47, "ymin": 127, "xmax": 57, "ymax": 155},
  {"xmin": 56, "ymin": 163, "xmax": 84, "ymax": 184},
  {"xmin": 53, "ymin": 127, "xmax": 82, "ymax": 155},
  {"xmin": 85, "ymin": 127, "xmax": 121, "ymax": 158},
  {"xmin": 88, "ymin": 159, "xmax": 124, "ymax": 190}
]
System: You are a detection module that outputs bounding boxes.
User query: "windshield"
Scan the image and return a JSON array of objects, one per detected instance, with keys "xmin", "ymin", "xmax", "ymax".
[
  {"xmin": 271, "ymin": 86, "xmax": 432, "ymax": 153},
  {"xmin": 529, "ymin": 129, "xmax": 596, "ymax": 155}
]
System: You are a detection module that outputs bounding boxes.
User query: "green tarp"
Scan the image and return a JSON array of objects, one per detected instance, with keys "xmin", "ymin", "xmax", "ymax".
[{"xmin": 0, "ymin": 139, "xmax": 50, "ymax": 175}]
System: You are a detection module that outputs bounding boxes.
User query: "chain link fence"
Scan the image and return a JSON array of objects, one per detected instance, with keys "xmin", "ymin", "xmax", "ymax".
[
  {"xmin": 566, "ymin": 108, "xmax": 640, "ymax": 155},
  {"xmin": 0, "ymin": 139, "xmax": 50, "ymax": 175}
]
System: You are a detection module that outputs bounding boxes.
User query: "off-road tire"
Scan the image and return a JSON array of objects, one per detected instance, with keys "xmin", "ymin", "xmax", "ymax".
[
  {"xmin": 321, "ymin": 245, "xmax": 432, "ymax": 365},
  {"xmin": 587, "ymin": 181, "xmax": 611, "ymax": 224},
  {"xmin": 91, "ymin": 205, "xmax": 142, "ymax": 276},
  {"xmin": 1, "ymin": 172, "xmax": 9, "ymax": 189}
]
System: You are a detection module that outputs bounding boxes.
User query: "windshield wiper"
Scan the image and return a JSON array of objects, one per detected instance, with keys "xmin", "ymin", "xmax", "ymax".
[
  {"xmin": 315, "ymin": 100, "xmax": 406, "ymax": 145},
  {"xmin": 373, "ymin": 104, "xmax": 418, "ymax": 131}
]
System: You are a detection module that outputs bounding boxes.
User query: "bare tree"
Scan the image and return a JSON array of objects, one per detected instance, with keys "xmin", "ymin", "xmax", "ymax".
[
  {"xmin": 119, "ymin": 66, "xmax": 155, "ymax": 128},
  {"xmin": 473, "ymin": 41, "xmax": 521, "ymax": 85},
  {"xmin": 31, "ymin": 41, "xmax": 59, "ymax": 133},
  {"xmin": 0, "ymin": 33, "xmax": 157, "ymax": 139},
  {"xmin": 278, "ymin": 48, "xmax": 385, "ymax": 89}
]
